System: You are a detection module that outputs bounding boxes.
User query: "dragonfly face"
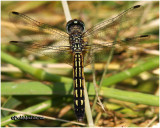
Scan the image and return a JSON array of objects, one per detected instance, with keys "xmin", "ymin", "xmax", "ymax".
[
  {"xmin": 66, "ymin": 19, "xmax": 85, "ymax": 34},
  {"xmin": 9, "ymin": 5, "xmax": 149, "ymax": 122}
]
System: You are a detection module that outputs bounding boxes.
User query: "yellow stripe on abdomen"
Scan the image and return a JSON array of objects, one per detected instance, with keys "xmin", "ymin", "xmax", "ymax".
[{"xmin": 73, "ymin": 53, "xmax": 85, "ymax": 121}]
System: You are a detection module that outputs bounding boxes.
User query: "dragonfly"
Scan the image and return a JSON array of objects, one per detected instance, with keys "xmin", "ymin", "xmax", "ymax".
[{"xmin": 9, "ymin": 5, "xmax": 148, "ymax": 121}]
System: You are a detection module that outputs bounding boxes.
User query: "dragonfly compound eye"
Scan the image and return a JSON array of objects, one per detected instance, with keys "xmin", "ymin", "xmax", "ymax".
[{"xmin": 66, "ymin": 19, "xmax": 85, "ymax": 34}]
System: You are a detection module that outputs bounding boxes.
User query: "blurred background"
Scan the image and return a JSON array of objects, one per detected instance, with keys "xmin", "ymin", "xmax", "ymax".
[{"xmin": 1, "ymin": 1, "xmax": 159, "ymax": 127}]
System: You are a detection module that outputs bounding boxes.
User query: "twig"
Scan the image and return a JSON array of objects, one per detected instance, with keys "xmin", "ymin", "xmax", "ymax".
[
  {"xmin": 61, "ymin": 1, "xmax": 72, "ymax": 22},
  {"xmin": 61, "ymin": 1, "xmax": 94, "ymax": 126},
  {"xmin": 128, "ymin": 46, "xmax": 159, "ymax": 55},
  {"xmin": 145, "ymin": 115, "xmax": 158, "ymax": 127},
  {"xmin": 1, "ymin": 107, "xmax": 86, "ymax": 126},
  {"xmin": 94, "ymin": 112, "xmax": 102, "ymax": 126},
  {"xmin": 91, "ymin": 36, "xmax": 115, "ymax": 113},
  {"xmin": 91, "ymin": 51, "xmax": 106, "ymax": 114},
  {"xmin": 140, "ymin": 19, "xmax": 159, "ymax": 34},
  {"xmin": 84, "ymin": 81, "xmax": 94, "ymax": 127}
]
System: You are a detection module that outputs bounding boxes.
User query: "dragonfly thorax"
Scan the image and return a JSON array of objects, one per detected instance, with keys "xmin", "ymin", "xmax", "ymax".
[{"xmin": 70, "ymin": 32, "xmax": 83, "ymax": 53}]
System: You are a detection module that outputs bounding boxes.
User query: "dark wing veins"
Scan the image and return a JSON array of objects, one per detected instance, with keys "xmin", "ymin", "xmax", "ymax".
[
  {"xmin": 83, "ymin": 5, "xmax": 144, "ymax": 40},
  {"xmin": 10, "ymin": 11, "xmax": 69, "ymax": 41},
  {"xmin": 81, "ymin": 5, "xmax": 149, "ymax": 65},
  {"xmin": 9, "ymin": 12, "xmax": 73, "ymax": 65},
  {"xmin": 10, "ymin": 40, "xmax": 73, "ymax": 65}
]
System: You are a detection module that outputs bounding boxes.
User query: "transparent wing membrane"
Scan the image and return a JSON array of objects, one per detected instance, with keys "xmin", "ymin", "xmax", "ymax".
[
  {"xmin": 9, "ymin": 11, "xmax": 69, "ymax": 43},
  {"xmin": 10, "ymin": 40, "xmax": 73, "ymax": 65},
  {"xmin": 82, "ymin": 35, "xmax": 149, "ymax": 66},
  {"xmin": 9, "ymin": 11, "xmax": 73, "ymax": 65},
  {"xmin": 9, "ymin": 5, "xmax": 149, "ymax": 67},
  {"xmin": 84, "ymin": 5, "xmax": 144, "ymax": 41},
  {"xmin": 81, "ymin": 5, "xmax": 148, "ymax": 65},
  {"xmin": 90, "ymin": 35, "xmax": 149, "ymax": 51}
]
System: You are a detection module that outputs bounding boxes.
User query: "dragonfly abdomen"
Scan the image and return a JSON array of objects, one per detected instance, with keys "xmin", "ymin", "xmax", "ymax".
[{"xmin": 73, "ymin": 53, "xmax": 85, "ymax": 121}]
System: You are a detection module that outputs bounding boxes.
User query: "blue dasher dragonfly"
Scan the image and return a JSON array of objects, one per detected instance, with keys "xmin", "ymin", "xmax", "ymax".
[{"xmin": 9, "ymin": 5, "xmax": 148, "ymax": 121}]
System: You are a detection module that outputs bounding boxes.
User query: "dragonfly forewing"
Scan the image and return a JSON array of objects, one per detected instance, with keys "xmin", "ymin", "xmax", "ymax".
[
  {"xmin": 83, "ymin": 5, "xmax": 144, "ymax": 42},
  {"xmin": 9, "ymin": 11, "xmax": 69, "ymax": 43}
]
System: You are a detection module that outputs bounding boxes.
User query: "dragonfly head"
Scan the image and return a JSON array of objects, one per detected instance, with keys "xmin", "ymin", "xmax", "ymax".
[{"xmin": 66, "ymin": 19, "xmax": 85, "ymax": 34}]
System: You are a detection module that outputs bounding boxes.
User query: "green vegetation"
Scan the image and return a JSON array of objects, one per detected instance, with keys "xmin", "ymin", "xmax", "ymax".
[{"xmin": 1, "ymin": 1, "xmax": 159, "ymax": 127}]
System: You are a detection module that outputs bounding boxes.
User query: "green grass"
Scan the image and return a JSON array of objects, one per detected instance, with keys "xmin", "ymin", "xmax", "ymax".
[{"xmin": 1, "ymin": 1, "xmax": 159, "ymax": 127}]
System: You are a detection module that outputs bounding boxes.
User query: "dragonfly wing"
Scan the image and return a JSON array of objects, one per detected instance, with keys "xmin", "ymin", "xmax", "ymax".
[
  {"xmin": 83, "ymin": 5, "xmax": 144, "ymax": 41},
  {"xmin": 9, "ymin": 11, "xmax": 69, "ymax": 45},
  {"xmin": 82, "ymin": 5, "xmax": 148, "ymax": 66},
  {"xmin": 83, "ymin": 35, "xmax": 149, "ymax": 65},
  {"xmin": 10, "ymin": 40, "xmax": 73, "ymax": 65},
  {"xmin": 9, "ymin": 11, "xmax": 73, "ymax": 65},
  {"xmin": 90, "ymin": 35, "xmax": 149, "ymax": 50}
]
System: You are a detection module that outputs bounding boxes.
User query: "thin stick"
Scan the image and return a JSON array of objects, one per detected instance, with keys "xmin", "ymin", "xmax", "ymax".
[
  {"xmin": 145, "ymin": 115, "xmax": 158, "ymax": 127},
  {"xmin": 61, "ymin": 1, "xmax": 72, "ymax": 22},
  {"xmin": 90, "ymin": 2, "xmax": 106, "ymax": 119},
  {"xmin": 91, "ymin": 17, "xmax": 123, "ymax": 121},
  {"xmin": 61, "ymin": 1, "xmax": 94, "ymax": 126},
  {"xmin": 92, "ymin": 43, "xmax": 115, "ymax": 112},
  {"xmin": 84, "ymin": 81, "xmax": 94, "ymax": 127},
  {"xmin": 1, "ymin": 107, "xmax": 86, "ymax": 126},
  {"xmin": 91, "ymin": 55, "xmax": 106, "ymax": 113}
]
